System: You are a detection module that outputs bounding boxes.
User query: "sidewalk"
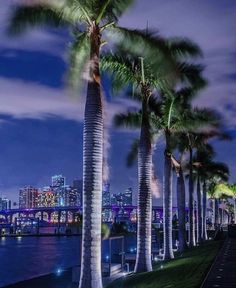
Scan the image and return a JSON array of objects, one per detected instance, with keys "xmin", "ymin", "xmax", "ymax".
[
  {"xmin": 201, "ymin": 237, "xmax": 236, "ymax": 288},
  {"xmin": 5, "ymin": 268, "xmax": 124, "ymax": 288}
]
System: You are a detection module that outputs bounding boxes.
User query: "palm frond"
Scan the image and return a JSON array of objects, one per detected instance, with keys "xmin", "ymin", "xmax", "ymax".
[
  {"xmin": 67, "ymin": 32, "xmax": 90, "ymax": 90},
  {"xmin": 100, "ymin": 53, "xmax": 137, "ymax": 94},
  {"xmin": 108, "ymin": 27, "xmax": 176, "ymax": 85},
  {"xmin": 167, "ymin": 37, "xmax": 203, "ymax": 59},
  {"xmin": 8, "ymin": 3, "xmax": 69, "ymax": 34},
  {"xmin": 175, "ymin": 62, "xmax": 207, "ymax": 89},
  {"xmin": 96, "ymin": 0, "xmax": 135, "ymax": 24},
  {"xmin": 114, "ymin": 111, "xmax": 142, "ymax": 128}
]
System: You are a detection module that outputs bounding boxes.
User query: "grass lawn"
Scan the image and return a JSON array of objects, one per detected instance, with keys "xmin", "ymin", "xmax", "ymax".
[{"xmin": 107, "ymin": 240, "xmax": 222, "ymax": 288}]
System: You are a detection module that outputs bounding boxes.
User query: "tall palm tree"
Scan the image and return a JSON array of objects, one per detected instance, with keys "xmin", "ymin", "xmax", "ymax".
[
  {"xmin": 229, "ymin": 184, "xmax": 236, "ymax": 223},
  {"xmin": 8, "ymin": 1, "xmax": 145, "ymax": 287},
  {"xmin": 171, "ymin": 133, "xmax": 190, "ymax": 253},
  {"xmin": 208, "ymin": 181, "xmax": 231, "ymax": 227},
  {"xmin": 102, "ymin": 51, "xmax": 170, "ymax": 273},
  {"xmin": 193, "ymin": 144, "xmax": 215, "ymax": 243},
  {"xmin": 191, "ymin": 130, "xmax": 230, "ymax": 242},
  {"xmin": 150, "ymin": 87, "xmax": 221, "ymax": 258},
  {"xmin": 102, "ymin": 39, "xmax": 204, "ymax": 268},
  {"xmin": 185, "ymin": 130, "xmax": 221, "ymax": 246}
]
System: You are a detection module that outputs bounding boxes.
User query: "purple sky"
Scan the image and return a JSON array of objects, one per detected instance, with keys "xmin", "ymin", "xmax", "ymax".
[{"xmin": 0, "ymin": 0, "xmax": 236, "ymax": 204}]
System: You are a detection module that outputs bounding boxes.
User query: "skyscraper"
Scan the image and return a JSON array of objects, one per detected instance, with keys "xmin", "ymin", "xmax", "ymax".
[
  {"xmin": 102, "ymin": 182, "xmax": 112, "ymax": 222},
  {"xmin": 19, "ymin": 186, "xmax": 38, "ymax": 208},
  {"xmin": 102, "ymin": 182, "xmax": 110, "ymax": 207},
  {"xmin": 0, "ymin": 197, "xmax": 11, "ymax": 210},
  {"xmin": 39, "ymin": 186, "xmax": 56, "ymax": 207},
  {"xmin": 64, "ymin": 185, "xmax": 77, "ymax": 206},
  {"xmin": 52, "ymin": 175, "xmax": 66, "ymax": 206},
  {"xmin": 123, "ymin": 187, "xmax": 133, "ymax": 206},
  {"xmin": 72, "ymin": 179, "xmax": 83, "ymax": 207}
]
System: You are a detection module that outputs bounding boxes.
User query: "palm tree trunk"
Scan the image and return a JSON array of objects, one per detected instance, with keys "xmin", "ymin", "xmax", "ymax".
[
  {"xmin": 234, "ymin": 197, "xmax": 236, "ymax": 224},
  {"xmin": 215, "ymin": 198, "xmax": 219, "ymax": 228},
  {"xmin": 219, "ymin": 199, "xmax": 223, "ymax": 225},
  {"xmin": 196, "ymin": 174, "xmax": 202, "ymax": 243},
  {"xmin": 176, "ymin": 167, "xmax": 187, "ymax": 253},
  {"xmin": 79, "ymin": 24, "xmax": 103, "ymax": 288},
  {"xmin": 135, "ymin": 94, "xmax": 153, "ymax": 273},
  {"xmin": 202, "ymin": 181, "xmax": 208, "ymax": 241},
  {"xmin": 188, "ymin": 147, "xmax": 196, "ymax": 247},
  {"xmin": 212, "ymin": 198, "xmax": 215, "ymax": 227},
  {"xmin": 163, "ymin": 131, "xmax": 174, "ymax": 259}
]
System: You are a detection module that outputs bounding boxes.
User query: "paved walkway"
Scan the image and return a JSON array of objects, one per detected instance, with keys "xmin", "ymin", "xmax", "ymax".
[
  {"xmin": 5, "ymin": 268, "xmax": 124, "ymax": 288},
  {"xmin": 202, "ymin": 238, "xmax": 236, "ymax": 288}
]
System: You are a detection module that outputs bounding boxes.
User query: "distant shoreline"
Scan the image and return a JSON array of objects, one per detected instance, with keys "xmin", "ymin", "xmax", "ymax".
[{"xmin": 0, "ymin": 233, "xmax": 82, "ymax": 238}]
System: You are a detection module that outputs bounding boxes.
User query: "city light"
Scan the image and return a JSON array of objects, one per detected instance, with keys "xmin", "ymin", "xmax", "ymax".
[{"xmin": 56, "ymin": 268, "xmax": 62, "ymax": 276}]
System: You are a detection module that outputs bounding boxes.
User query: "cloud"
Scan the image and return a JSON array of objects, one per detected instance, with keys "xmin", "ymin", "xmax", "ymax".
[
  {"xmin": 0, "ymin": 77, "xmax": 84, "ymax": 121},
  {"xmin": 0, "ymin": 76, "xmax": 141, "ymax": 128},
  {"xmin": 0, "ymin": 1, "xmax": 67, "ymax": 56}
]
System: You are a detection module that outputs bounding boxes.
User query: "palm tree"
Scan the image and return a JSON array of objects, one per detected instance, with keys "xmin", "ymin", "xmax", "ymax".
[
  {"xmin": 229, "ymin": 184, "xmax": 236, "ymax": 223},
  {"xmin": 102, "ymin": 38, "xmax": 204, "ymax": 268},
  {"xmin": 171, "ymin": 133, "xmax": 190, "ymax": 253},
  {"xmin": 8, "ymin": 1, "xmax": 142, "ymax": 287},
  {"xmin": 208, "ymin": 181, "xmax": 231, "ymax": 228},
  {"xmin": 103, "ymin": 51, "xmax": 170, "ymax": 273},
  {"xmin": 186, "ymin": 131, "xmax": 218, "ymax": 246},
  {"xmin": 191, "ymin": 131, "xmax": 230, "ymax": 242},
  {"xmin": 150, "ymin": 86, "xmax": 222, "ymax": 258}
]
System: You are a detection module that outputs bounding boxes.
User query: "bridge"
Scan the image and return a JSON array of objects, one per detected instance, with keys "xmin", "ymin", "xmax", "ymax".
[{"xmin": 0, "ymin": 205, "xmax": 177, "ymax": 224}]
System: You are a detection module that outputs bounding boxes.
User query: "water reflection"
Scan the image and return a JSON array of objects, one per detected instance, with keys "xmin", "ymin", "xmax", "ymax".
[{"xmin": 0, "ymin": 236, "xmax": 81, "ymax": 287}]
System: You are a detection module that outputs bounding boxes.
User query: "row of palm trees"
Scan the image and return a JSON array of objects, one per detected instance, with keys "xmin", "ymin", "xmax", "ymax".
[{"xmin": 7, "ymin": 1, "xmax": 233, "ymax": 288}]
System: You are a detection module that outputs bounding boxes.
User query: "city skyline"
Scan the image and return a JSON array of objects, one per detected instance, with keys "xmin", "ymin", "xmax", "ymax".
[
  {"xmin": 1, "ymin": 174, "xmax": 134, "ymax": 209},
  {"xmin": 0, "ymin": 0, "xmax": 236, "ymax": 205}
]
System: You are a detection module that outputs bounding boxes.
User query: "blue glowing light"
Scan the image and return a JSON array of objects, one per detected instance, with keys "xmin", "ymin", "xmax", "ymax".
[{"xmin": 56, "ymin": 268, "xmax": 62, "ymax": 276}]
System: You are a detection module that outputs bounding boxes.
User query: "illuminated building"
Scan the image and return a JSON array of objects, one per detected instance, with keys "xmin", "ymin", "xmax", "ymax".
[
  {"xmin": 123, "ymin": 187, "xmax": 133, "ymax": 206},
  {"xmin": 19, "ymin": 186, "xmax": 38, "ymax": 208},
  {"xmin": 41, "ymin": 187, "xmax": 55, "ymax": 207},
  {"xmin": 64, "ymin": 185, "xmax": 77, "ymax": 206},
  {"xmin": 52, "ymin": 175, "xmax": 66, "ymax": 206},
  {"xmin": 72, "ymin": 179, "xmax": 83, "ymax": 207},
  {"xmin": 111, "ymin": 187, "xmax": 133, "ymax": 207},
  {"xmin": 102, "ymin": 182, "xmax": 112, "ymax": 222},
  {"xmin": 0, "ymin": 197, "xmax": 11, "ymax": 210},
  {"xmin": 102, "ymin": 182, "xmax": 110, "ymax": 206}
]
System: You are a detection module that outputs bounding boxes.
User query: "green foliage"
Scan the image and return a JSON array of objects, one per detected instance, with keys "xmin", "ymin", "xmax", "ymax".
[
  {"xmin": 107, "ymin": 241, "xmax": 222, "ymax": 288},
  {"xmin": 67, "ymin": 32, "xmax": 90, "ymax": 89},
  {"xmin": 114, "ymin": 111, "xmax": 142, "ymax": 129},
  {"xmin": 8, "ymin": 4, "xmax": 67, "ymax": 35},
  {"xmin": 167, "ymin": 37, "xmax": 203, "ymax": 59},
  {"xmin": 8, "ymin": 0, "xmax": 136, "ymax": 92},
  {"xmin": 101, "ymin": 223, "xmax": 110, "ymax": 239}
]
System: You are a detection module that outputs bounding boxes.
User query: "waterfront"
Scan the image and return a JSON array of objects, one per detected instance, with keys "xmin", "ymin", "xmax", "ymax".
[
  {"xmin": 0, "ymin": 236, "xmax": 137, "ymax": 287},
  {"xmin": 0, "ymin": 236, "xmax": 81, "ymax": 287}
]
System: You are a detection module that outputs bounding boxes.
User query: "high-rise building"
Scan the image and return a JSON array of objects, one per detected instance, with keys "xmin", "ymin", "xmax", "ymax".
[
  {"xmin": 102, "ymin": 182, "xmax": 112, "ymax": 222},
  {"xmin": 19, "ymin": 186, "xmax": 38, "ymax": 209},
  {"xmin": 52, "ymin": 175, "xmax": 65, "ymax": 187},
  {"xmin": 40, "ymin": 186, "xmax": 55, "ymax": 207},
  {"xmin": 102, "ymin": 182, "xmax": 110, "ymax": 207},
  {"xmin": 52, "ymin": 175, "xmax": 66, "ymax": 206},
  {"xmin": 123, "ymin": 187, "xmax": 133, "ymax": 206},
  {"xmin": 64, "ymin": 185, "xmax": 77, "ymax": 206},
  {"xmin": 110, "ymin": 187, "xmax": 133, "ymax": 207},
  {"xmin": 0, "ymin": 197, "xmax": 11, "ymax": 210},
  {"xmin": 72, "ymin": 179, "xmax": 83, "ymax": 207}
]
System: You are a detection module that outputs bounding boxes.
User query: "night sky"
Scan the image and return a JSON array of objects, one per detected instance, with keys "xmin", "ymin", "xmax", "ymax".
[{"xmin": 0, "ymin": 0, "xmax": 236, "ymax": 205}]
